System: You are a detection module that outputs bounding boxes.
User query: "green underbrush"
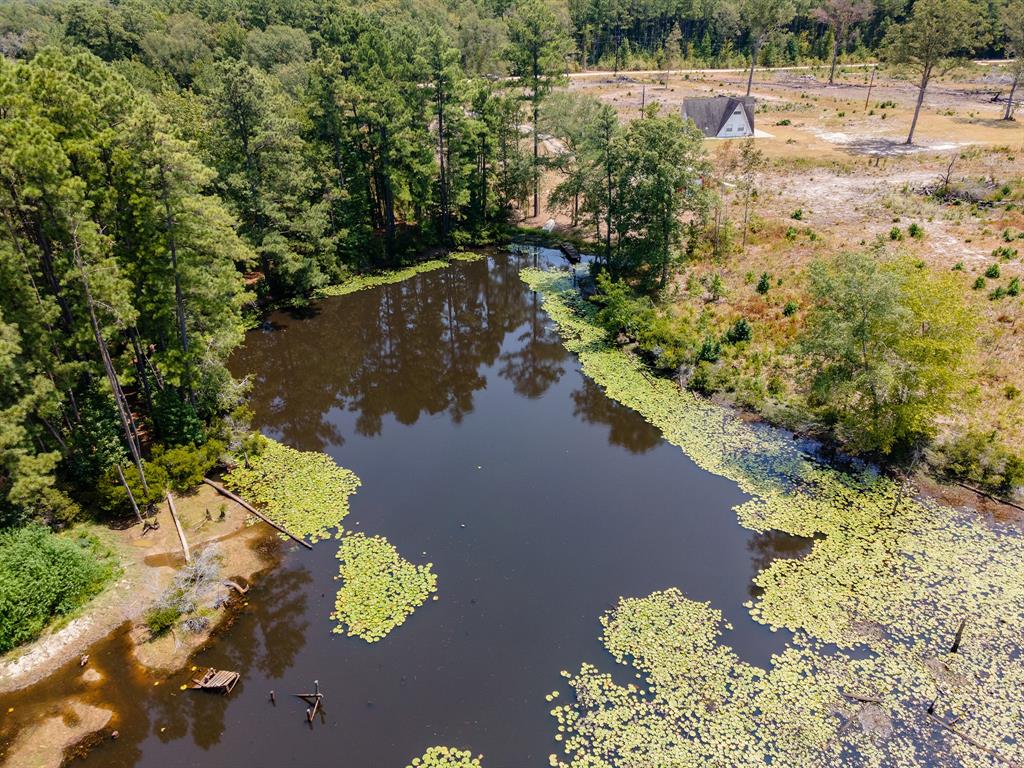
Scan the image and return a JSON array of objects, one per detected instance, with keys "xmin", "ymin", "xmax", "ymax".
[{"xmin": 0, "ymin": 525, "xmax": 120, "ymax": 654}]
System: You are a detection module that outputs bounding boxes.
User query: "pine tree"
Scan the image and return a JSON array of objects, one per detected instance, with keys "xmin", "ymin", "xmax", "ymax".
[{"xmin": 505, "ymin": 0, "xmax": 572, "ymax": 218}]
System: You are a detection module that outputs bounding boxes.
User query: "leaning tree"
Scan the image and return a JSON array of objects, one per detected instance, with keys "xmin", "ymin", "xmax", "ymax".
[{"xmin": 884, "ymin": 0, "xmax": 983, "ymax": 144}]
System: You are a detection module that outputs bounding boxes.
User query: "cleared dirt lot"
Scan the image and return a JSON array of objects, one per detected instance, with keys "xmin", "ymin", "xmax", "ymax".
[{"xmin": 529, "ymin": 64, "xmax": 1024, "ymax": 459}]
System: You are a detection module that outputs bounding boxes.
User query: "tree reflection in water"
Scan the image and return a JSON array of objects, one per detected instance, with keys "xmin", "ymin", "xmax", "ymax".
[
  {"xmin": 234, "ymin": 253, "xmax": 571, "ymax": 452},
  {"xmin": 571, "ymin": 379, "xmax": 662, "ymax": 454},
  {"xmin": 746, "ymin": 529, "xmax": 816, "ymax": 599}
]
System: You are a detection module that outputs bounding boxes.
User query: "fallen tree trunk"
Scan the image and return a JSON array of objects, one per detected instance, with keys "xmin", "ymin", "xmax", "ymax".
[
  {"xmin": 954, "ymin": 481, "xmax": 1024, "ymax": 513},
  {"xmin": 202, "ymin": 478, "xmax": 312, "ymax": 550},
  {"xmin": 925, "ymin": 711, "xmax": 1023, "ymax": 768},
  {"xmin": 165, "ymin": 491, "xmax": 191, "ymax": 564}
]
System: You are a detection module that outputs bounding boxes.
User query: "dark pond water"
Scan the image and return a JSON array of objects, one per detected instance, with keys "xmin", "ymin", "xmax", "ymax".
[{"xmin": 2, "ymin": 247, "xmax": 809, "ymax": 768}]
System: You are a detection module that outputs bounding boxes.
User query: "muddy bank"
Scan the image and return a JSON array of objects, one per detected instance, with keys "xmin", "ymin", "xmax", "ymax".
[
  {"xmin": 2, "ymin": 700, "xmax": 112, "ymax": 768},
  {"xmin": 0, "ymin": 485, "xmax": 268, "ymax": 694},
  {"xmin": 0, "ymin": 486, "xmax": 284, "ymax": 768}
]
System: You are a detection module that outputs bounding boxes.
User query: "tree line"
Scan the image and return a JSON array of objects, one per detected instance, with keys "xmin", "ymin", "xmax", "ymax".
[
  {"xmin": 0, "ymin": 0, "xmax": 583, "ymax": 530},
  {"xmin": 0, "ymin": 0, "xmax": 1021, "ymax": 531}
]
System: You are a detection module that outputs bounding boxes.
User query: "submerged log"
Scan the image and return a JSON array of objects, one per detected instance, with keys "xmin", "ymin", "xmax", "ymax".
[
  {"xmin": 925, "ymin": 711, "xmax": 1022, "ymax": 768},
  {"xmin": 953, "ymin": 481, "xmax": 1024, "ymax": 513},
  {"xmin": 839, "ymin": 688, "xmax": 882, "ymax": 705},
  {"xmin": 224, "ymin": 579, "xmax": 250, "ymax": 595},
  {"xmin": 202, "ymin": 478, "xmax": 312, "ymax": 550}
]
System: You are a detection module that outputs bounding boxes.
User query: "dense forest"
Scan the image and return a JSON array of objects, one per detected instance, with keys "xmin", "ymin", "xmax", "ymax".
[{"xmin": 0, "ymin": 0, "xmax": 1020, "ymax": 649}]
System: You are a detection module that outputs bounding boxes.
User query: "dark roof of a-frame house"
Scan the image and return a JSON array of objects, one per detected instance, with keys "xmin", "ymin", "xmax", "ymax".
[{"xmin": 683, "ymin": 96, "xmax": 755, "ymax": 137}]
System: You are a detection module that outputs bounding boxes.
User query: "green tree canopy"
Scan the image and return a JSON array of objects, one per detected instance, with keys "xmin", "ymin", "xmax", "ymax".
[{"xmin": 801, "ymin": 252, "xmax": 976, "ymax": 455}]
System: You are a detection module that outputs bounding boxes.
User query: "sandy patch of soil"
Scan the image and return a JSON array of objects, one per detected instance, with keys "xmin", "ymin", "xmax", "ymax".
[
  {"xmin": 132, "ymin": 524, "xmax": 278, "ymax": 673},
  {"xmin": 0, "ymin": 700, "xmax": 112, "ymax": 768}
]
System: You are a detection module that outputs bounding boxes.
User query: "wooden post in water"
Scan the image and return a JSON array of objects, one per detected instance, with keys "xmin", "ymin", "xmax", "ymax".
[
  {"xmin": 166, "ymin": 491, "xmax": 191, "ymax": 563},
  {"xmin": 950, "ymin": 617, "xmax": 967, "ymax": 654}
]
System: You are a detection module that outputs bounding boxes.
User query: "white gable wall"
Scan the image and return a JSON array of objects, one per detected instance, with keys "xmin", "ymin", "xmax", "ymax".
[{"xmin": 716, "ymin": 106, "xmax": 752, "ymax": 138}]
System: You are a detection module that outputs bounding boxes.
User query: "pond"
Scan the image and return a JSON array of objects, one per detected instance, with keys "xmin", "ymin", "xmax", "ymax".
[{"xmin": 2, "ymin": 247, "xmax": 812, "ymax": 767}]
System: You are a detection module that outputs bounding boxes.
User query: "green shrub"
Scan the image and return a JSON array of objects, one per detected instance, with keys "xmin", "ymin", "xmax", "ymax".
[
  {"xmin": 782, "ymin": 300, "xmax": 799, "ymax": 317},
  {"xmin": 973, "ymin": 276, "xmax": 986, "ymax": 290},
  {"xmin": 989, "ymin": 286, "xmax": 1007, "ymax": 300},
  {"xmin": 785, "ymin": 226, "xmax": 798, "ymax": 240},
  {"xmin": 151, "ymin": 441, "xmax": 224, "ymax": 491},
  {"xmin": 725, "ymin": 317, "xmax": 752, "ymax": 343},
  {"xmin": 704, "ymin": 273, "xmax": 726, "ymax": 301},
  {"xmin": 635, "ymin": 314, "xmax": 699, "ymax": 372},
  {"xmin": 889, "ymin": 226, "xmax": 904, "ymax": 241},
  {"xmin": 697, "ymin": 336, "xmax": 721, "ymax": 363},
  {"xmin": 144, "ymin": 605, "xmax": 181, "ymax": 637},
  {"xmin": 791, "ymin": 209, "xmax": 803, "ymax": 220},
  {"xmin": 0, "ymin": 526, "xmax": 118, "ymax": 653},
  {"xmin": 593, "ymin": 274, "xmax": 656, "ymax": 337},
  {"xmin": 775, "ymin": 118, "xmax": 791, "ymax": 126},
  {"xmin": 95, "ymin": 460, "xmax": 169, "ymax": 517},
  {"xmin": 908, "ymin": 223, "xmax": 924, "ymax": 239},
  {"xmin": 985, "ymin": 263, "xmax": 1001, "ymax": 279},
  {"xmin": 934, "ymin": 431, "xmax": 1024, "ymax": 495},
  {"xmin": 688, "ymin": 361, "xmax": 716, "ymax": 394},
  {"xmin": 993, "ymin": 246, "xmax": 1018, "ymax": 260},
  {"xmin": 756, "ymin": 272, "xmax": 771, "ymax": 295},
  {"xmin": 1009, "ymin": 277, "xmax": 1021, "ymax": 297},
  {"xmin": 952, "ymin": 262, "xmax": 964, "ymax": 271}
]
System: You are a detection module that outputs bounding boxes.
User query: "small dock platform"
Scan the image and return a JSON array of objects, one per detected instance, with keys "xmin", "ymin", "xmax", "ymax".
[
  {"xmin": 558, "ymin": 242, "xmax": 581, "ymax": 264},
  {"xmin": 189, "ymin": 668, "xmax": 240, "ymax": 694}
]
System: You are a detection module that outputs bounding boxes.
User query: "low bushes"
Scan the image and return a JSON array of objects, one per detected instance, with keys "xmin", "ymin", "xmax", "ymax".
[
  {"xmin": 0, "ymin": 525, "xmax": 118, "ymax": 653},
  {"xmin": 931, "ymin": 431, "xmax": 1024, "ymax": 496},
  {"xmin": 145, "ymin": 547, "xmax": 225, "ymax": 637},
  {"xmin": 94, "ymin": 440, "xmax": 225, "ymax": 517}
]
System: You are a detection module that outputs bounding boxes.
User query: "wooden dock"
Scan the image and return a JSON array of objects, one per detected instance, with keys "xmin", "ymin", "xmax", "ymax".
[
  {"xmin": 189, "ymin": 668, "xmax": 240, "ymax": 694},
  {"xmin": 558, "ymin": 242, "xmax": 581, "ymax": 264}
]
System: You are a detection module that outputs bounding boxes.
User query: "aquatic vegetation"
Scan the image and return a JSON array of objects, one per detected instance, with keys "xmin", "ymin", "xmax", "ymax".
[
  {"xmin": 223, "ymin": 437, "xmax": 360, "ymax": 542},
  {"xmin": 522, "ymin": 268, "xmax": 1024, "ymax": 767},
  {"xmin": 407, "ymin": 746, "xmax": 483, "ymax": 768},
  {"xmin": 318, "ymin": 254, "xmax": 485, "ymax": 297},
  {"xmin": 450, "ymin": 251, "xmax": 486, "ymax": 263},
  {"xmin": 332, "ymin": 533, "xmax": 437, "ymax": 642}
]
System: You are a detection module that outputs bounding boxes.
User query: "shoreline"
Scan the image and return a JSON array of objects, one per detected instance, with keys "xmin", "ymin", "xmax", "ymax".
[
  {"xmin": 2, "ymin": 250, "xmax": 1020, "ymax": 768},
  {"xmin": 0, "ymin": 485, "xmax": 283, "ymax": 768}
]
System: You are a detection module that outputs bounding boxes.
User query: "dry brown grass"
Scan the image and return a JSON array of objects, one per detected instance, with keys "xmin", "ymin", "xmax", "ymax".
[{"xmin": 532, "ymin": 64, "xmax": 1024, "ymax": 456}]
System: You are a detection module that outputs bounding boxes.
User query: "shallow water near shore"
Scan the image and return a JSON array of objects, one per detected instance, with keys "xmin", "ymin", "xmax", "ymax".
[{"xmin": 1, "ymin": 247, "xmax": 810, "ymax": 767}]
